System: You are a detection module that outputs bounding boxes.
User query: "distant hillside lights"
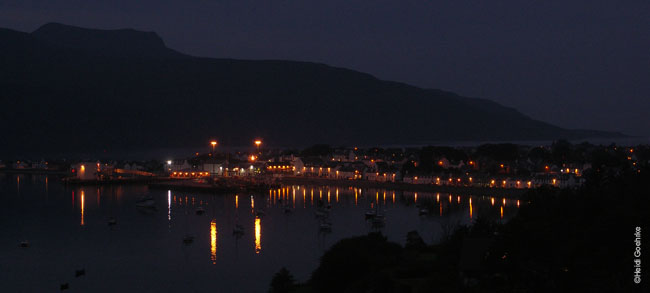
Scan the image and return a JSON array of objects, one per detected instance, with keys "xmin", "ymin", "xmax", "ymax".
[{"xmin": 559, "ymin": 168, "xmax": 580, "ymax": 176}]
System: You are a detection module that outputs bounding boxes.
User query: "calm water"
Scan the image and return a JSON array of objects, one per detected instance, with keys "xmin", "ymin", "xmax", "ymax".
[{"xmin": 0, "ymin": 174, "xmax": 519, "ymax": 292}]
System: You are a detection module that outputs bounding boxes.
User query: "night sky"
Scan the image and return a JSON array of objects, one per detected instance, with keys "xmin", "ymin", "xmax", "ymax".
[{"xmin": 2, "ymin": 0, "xmax": 648, "ymax": 136}]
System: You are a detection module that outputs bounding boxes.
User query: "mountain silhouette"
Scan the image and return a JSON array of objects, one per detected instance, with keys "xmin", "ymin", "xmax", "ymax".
[
  {"xmin": 0, "ymin": 23, "xmax": 624, "ymax": 156},
  {"xmin": 31, "ymin": 22, "xmax": 187, "ymax": 58}
]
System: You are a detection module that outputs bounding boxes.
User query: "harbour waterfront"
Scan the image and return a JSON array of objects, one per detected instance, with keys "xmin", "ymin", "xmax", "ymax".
[{"xmin": 1, "ymin": 173, "xmax": 520, "ymax": 292}]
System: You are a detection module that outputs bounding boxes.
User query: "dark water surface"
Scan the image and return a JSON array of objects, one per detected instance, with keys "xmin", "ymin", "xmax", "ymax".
[{"xmin": 0, "ymin": 174, "xmax": 519, "ymax": 292}]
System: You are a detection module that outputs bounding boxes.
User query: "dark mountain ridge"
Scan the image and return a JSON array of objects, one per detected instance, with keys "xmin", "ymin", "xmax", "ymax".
[
  {"xmin": 31, "ymin": 22, "xmax": 186, "ymax": 58},
  {"xmin": 0, "ymin": 24, "xmax": 624, "ymax": 157}
]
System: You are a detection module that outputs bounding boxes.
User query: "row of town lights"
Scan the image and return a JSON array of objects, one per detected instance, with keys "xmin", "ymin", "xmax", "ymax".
[
  {"xmin": 171, "ymin": 171, "xmax": 209, "ymax": 177},
  {"xmin": 170, "ymin": 141, "xmax": 561, "ymax": 186}
]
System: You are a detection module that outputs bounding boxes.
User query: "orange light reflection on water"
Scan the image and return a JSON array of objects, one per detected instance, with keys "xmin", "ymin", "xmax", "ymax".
[
  {"xmin": 80, "ymin": 190, "xmax": 85, "ymax": 226},
  {"xmin": 254, "ymin": 217, "xmax": 261, "ymax": 254},
  {"xmin": 354, "ymin": 188, "xmax": 358, "ymax": 206},
  {"xmin": 210, "ymin": 220, "xmax": 217, "ymax": 264},
  {"xmin": 469, "ymin": 197, "xmax": 473, "ymax": 219}
]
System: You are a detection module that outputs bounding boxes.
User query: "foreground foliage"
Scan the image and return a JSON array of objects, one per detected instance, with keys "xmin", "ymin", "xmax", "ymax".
[{"xmin": 276, "ymin": 162, "xmax": 648, "ymax": 292}]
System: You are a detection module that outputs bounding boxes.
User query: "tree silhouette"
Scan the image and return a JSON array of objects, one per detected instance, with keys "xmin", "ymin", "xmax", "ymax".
[{"xmin": 269, "ymin": 267, "xmax": 296, "ymax": 293}]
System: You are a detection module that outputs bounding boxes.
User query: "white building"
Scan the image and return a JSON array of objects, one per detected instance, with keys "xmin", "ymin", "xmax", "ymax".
[
  {"xmin": 31, "ymin": 160, "xmax": 48, "ymax": 169},
  {"xmin": 403, "ymin": 175, "xmax": 433, "ymax": 184},
  {"xmin": 171, "ymin": 160, "xmax": 191, "ymax": 172},
  {"xmin": 202, "ymin": 163, "xmax": 223, "ymax": 176},
  {"xmin": 72, "ymin": 162, "xmax": 101, "ymax": 180},
  {"xmin": 292, "ymin": 158, "xmax": 305, "ymax": 175}
]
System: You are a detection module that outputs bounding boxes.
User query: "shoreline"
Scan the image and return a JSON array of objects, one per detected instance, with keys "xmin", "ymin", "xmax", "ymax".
[
  {"xmin": 63, "ymin": 177, "xmax": 171, "ymax": 186},
  {"xmin": 149, "ymin": 177, "xmax": 527, "ymax": 197},
  {"xmin": 2, "ymin": 169, "xmax": 529, "ymax": 197},
  {"xmin": 279, "ymin": 176, "xmax": 527, "ymax": 197},
  {"xmin": 0, "ymin": 169, "xmax": 70, "ymax": 175},
  {"xmin": 148, "ymin": 179, "xmax": 278, "ymax": 193}
]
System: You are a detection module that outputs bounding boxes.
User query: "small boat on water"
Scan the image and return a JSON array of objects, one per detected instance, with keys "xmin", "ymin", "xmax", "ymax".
[
  {"xmin": 233, "ymin": 224, "xmax": 245, "ymax": 236},
  {"xmin": 75, "ymin": 269, "xmax": 85, "ymax": 277},
  {"xmin": 136, "ymin": 196, "xmax": 155, "ymax": 208},
  {"xmin": 418, "ymin": 208, "xmax": 429, "ymax": 216},
  {"xmin": 183, "ymin": 235, "xmax": 194, "ymax": 245},
  {"xmin": 364, "ymin": 210, "xmax": 377, "ymax": 219},
  {"xmin": 107, "ymin": 217, "xmax": 117, "ymax": 226},
  {"xmin": 283, "ymin": 206, "xmax": 293, "ymax": 214},
  {"xmin": 319, "ymin": 222, "xmax": 332, "ymax": 233},
  {"xmin": 315, "ymin": 208, "xmax": 329, "ymax": 218},
  {"xmin": 195, "ymin": 207, "xmax": 205, "ymax": 215},
  {"xmin": 255, "ymin": 209, "xmax": 266, "ymax": 217},
  {"xmin": 371, "ymin": 216, "xmax": 385, "ymax": 228},
  {"xmin": 20, "ymin": 240, "xmax": 29, "ymax": 248}
]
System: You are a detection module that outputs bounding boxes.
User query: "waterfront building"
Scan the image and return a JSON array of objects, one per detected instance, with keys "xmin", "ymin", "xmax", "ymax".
[
  {"xmin": 170, "ymin": 159, "xmax": 191, "ymax": 172},
  {"xmin": 71, "ymin": 161, "xmax": 101, "ymax": 180},
  {"xmin": 202, "ymin": 159, "xmax": 224, "ymax": 176}
]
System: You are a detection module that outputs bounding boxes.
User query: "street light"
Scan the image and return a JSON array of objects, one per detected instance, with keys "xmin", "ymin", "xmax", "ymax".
[
  {"xmin": 166, "ymin": 160, "xmax": 172, "ymax": 172},
  {"xmin": 254, "ymin": 139, "xmax": 262, "ymax": 153},
  {"xmin": 210, "ymin": 140, "xmax": 218, "ymax": 153}
]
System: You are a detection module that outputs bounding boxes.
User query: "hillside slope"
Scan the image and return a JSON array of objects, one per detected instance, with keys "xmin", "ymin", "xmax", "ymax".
[{"xmin": 0, "ymin": 24, "xmax": 623, "ymax": 156}]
